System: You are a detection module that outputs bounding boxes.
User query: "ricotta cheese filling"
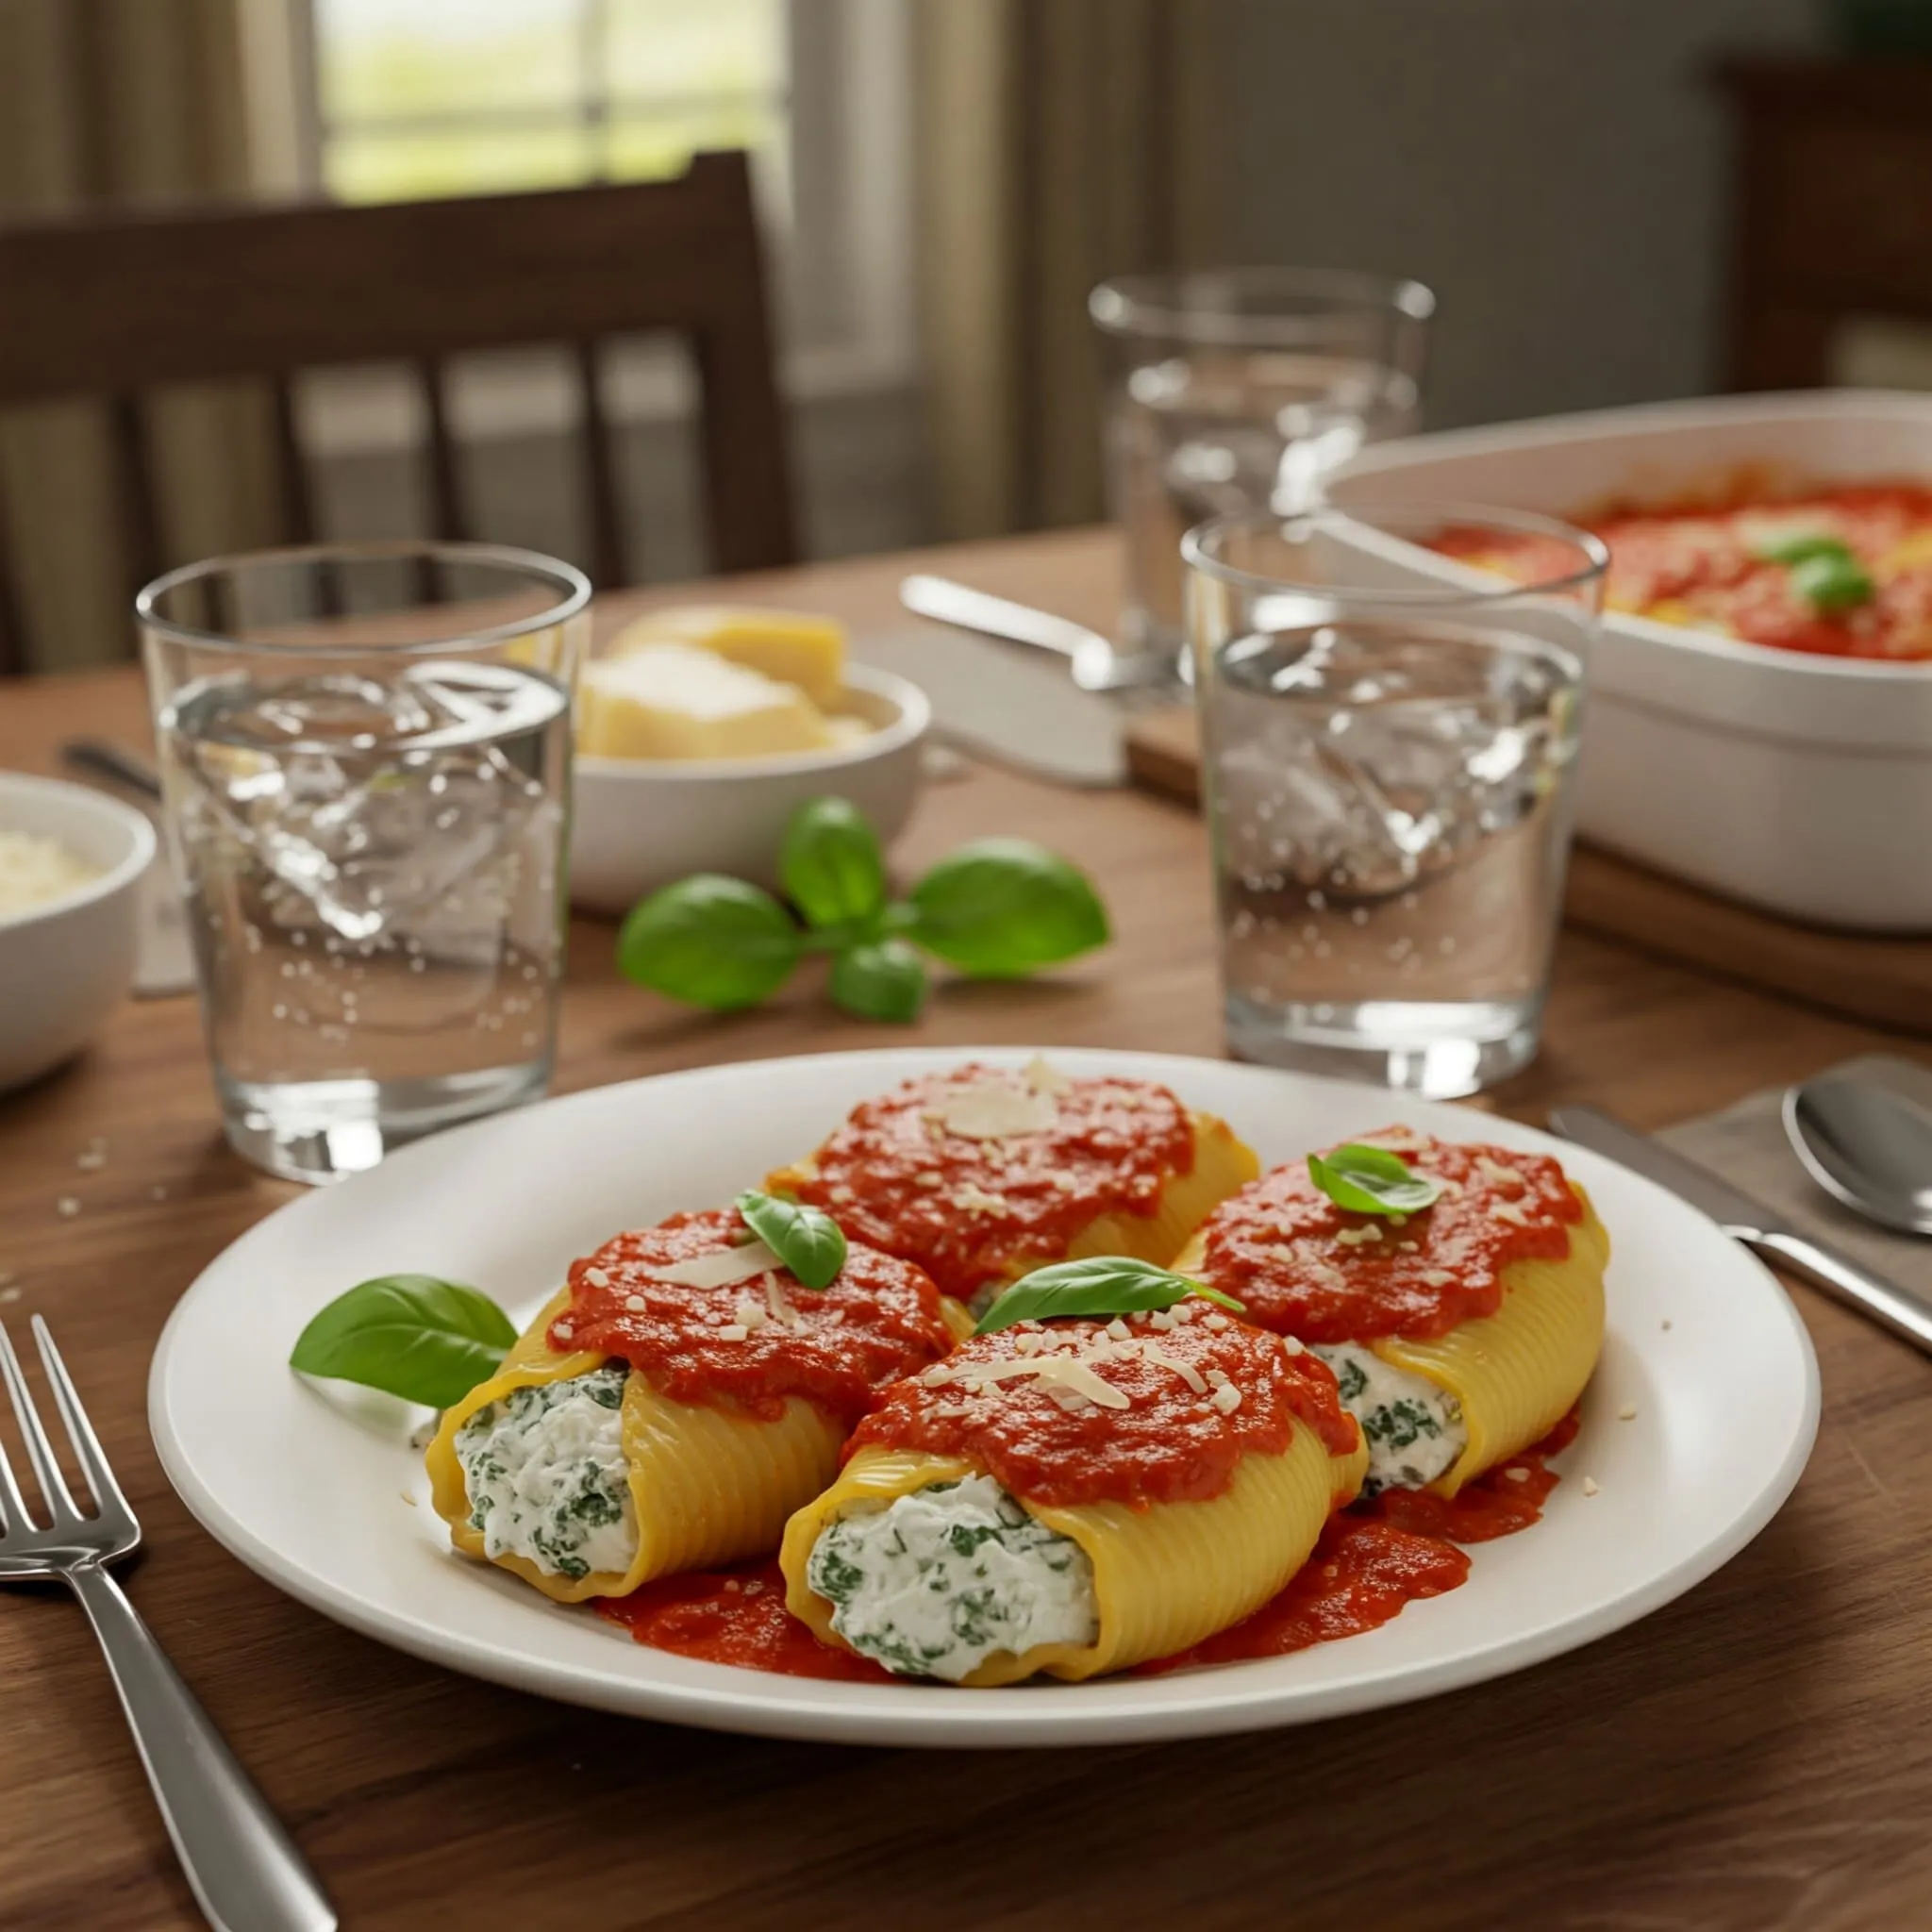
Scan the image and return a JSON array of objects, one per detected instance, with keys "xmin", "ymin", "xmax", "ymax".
[
  {"xmin": 1314, "ymin": 1341, "xmax": 1467, "ymax": 1496},
  {"xmin": 454, "ymin": 1364, "xmax": 638, "ymax": 1580},
  {"xmin": 806, "ymin": 1474, "xmax": 1098, "ymax": 1681}
]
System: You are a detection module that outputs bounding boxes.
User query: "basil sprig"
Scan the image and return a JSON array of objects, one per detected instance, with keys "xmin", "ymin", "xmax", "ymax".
[
  {"xmin": 617, "ymin": 797, "xmax": 1108, "ymax": 1021},
  {"xmin": 1756, "ymin": 533, "xmax": 1874, "ymax": 614},
  {"xmin": 780, "ymin": 794, "xmax": 886, "ymax": 928},
  {"xmin": 289, "ymin": 1274, "xmax": 517, "ymax": 1409},
  {"xmin": 974, "ymin": 1257, "xmax": 1243, "ymax": 1336},
  {"xmin": 902, "ymin": 841, "xmax": 1110, "ymax": 977},
  {"xmin": 736, "ymin": 1189, "xmax": 847, "ymax": 1291},
  {"xmin": 828, "ymin": 938, "xmax": 927, "ymax": 1023},
  {"xmin": 1307, "ymin": 1144, "xmax": 1444, "ymax": 1218},
  {"xmin": 616, "ymin": 874, "xmax": 801, "ymax": 1011}
]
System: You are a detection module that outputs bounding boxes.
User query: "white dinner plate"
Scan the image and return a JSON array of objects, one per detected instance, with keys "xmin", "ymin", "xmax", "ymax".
[{"xmin": 149, "ymin": 1048, "xmax": 1820, "ymax": 1748}]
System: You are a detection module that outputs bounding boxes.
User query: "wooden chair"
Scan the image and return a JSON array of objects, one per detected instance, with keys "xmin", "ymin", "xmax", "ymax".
[
  {"xmin": 0, "ymin": 150, "xmax": 798, "ymax": 673},
  {"xmin": 1717, "ymin": 59, "xmax": 1932, "ymax": 392}
]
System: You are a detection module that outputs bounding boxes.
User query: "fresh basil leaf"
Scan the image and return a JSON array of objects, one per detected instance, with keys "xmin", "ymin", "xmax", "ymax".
[
  {"xmin": 828, "ymin": 938, "xmax": 927, "ymax": 1022},
  {"xmin": 616, "ymin": 874, "xmax": 802, "ymax": 1009},
  {"xmin": 735, "ymin": 1189, "xmax": 847, "ymax": 1291},
  {"xmin": 289, "ymin": 1274, "xmax": 517, "ymax": 1409},
  {"xmin": 1790, "ymin": 550, "xmax": 1874, "ymax": 613},
  {"xmin": 1307, "ymin": 1143, "xmax": 1445, "ymax": 1217},
  {"xmin": 780, "ymin": 797, "xmax": 888, "ymax": 929},
  {"xmin": 1756, "ymin": 533, "xmax": 1853, "ymax": 568},
  {"xmin": 975, "ymin": 1257, "xmax": 1244, "ymax": 1335},
  {"xmin": 903, "ymin": 840, "xmax": 1109, "ymax": 977}
]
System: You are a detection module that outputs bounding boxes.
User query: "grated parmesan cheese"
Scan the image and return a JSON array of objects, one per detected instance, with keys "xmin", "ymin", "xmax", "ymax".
[
  {"xmin": 652, "ymin": 1240, "xmax": 788, "ymax": 1290},
  {"xmin": 0, "ymin": 829, "xmax": 101, "ymax": 918},
  {"xmin": 937, "ymin": 1080, "xmax": 1059, "ymax": 1141}
]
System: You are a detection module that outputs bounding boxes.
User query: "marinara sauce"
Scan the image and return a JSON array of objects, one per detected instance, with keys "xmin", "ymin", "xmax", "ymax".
[
  {"xmin": 1190, "ymin": 1133, "xmax": 1583, "ymax": 1341},
  {"xmin": 782, "ymin": 1065, "xmax": 1197, "ymax": 1306},
  {"xmin": 558, "ymin": 1208, "xmax": 957, "ymax": 1426},
  {"xmin": 843, "ymin": 1306, "xmax": 1358, "ymax": 1511},
  {"xmin": 1435, "ymin": 484, "xmax": 1932, "ymax": 661}
]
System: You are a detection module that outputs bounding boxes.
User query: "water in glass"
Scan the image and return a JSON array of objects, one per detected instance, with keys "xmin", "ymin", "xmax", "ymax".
[
  {"xmin": 1207, "ymin": 619, "xmax": 1582, "ymax": 1097},
  {"xmin": 1108, "ymin": 351, "xmax": 1418, "ymax": 658},
  {"xmin": 158, "ymin": 659, "xmax": 571, "ymax": 1179}
]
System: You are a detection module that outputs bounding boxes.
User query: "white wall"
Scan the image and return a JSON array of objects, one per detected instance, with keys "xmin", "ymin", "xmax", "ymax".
[{"xmin": 1226, "ymin": 0, "xmax": 1824, "ymax": 430}]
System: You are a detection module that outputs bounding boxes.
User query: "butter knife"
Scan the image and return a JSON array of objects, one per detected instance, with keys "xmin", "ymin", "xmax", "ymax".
[{"xmin": 1550, "ymin": 1104, "xmax": 1932, "ymax": 1357}]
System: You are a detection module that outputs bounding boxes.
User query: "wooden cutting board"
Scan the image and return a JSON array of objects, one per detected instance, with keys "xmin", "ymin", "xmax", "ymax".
[{"xmin": 1126, "ymin": 705, "xmax": 1932, "ymax": 1039}]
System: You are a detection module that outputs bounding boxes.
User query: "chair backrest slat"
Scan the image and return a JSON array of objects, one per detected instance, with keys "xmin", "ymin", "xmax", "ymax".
[
  {"xmin": 0, "ymin": 536, "xmax": 22, "ymax": 675},
  {"xmin": 271, "ymin": 376, "xmax": 317, "ymax": 544},
  {"xmin": 0, "ymin": 152, "xmax": 794, "ymax": 668},
  {"xmin": 574, "ymin": 340, "xmax": 629, "ymax": 590},
  {"xmin": 108, "ymin": 394, "xmax": 163, "ymax": 608},
  {"xmin": 416, "ymin": 358, "xmax": 468, "ymax": 543}
]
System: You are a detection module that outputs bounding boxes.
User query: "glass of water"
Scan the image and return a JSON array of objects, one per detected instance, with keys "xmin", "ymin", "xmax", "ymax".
[
  {"xmin": 1185, "ymin": 506, "xmax": 1607, "ymax": 1098},
  {"xmin": 1090, "ymin": 267, "xmax": 1434, "ymax": 658},
  {"xmin": 140, "ymin": 542, "xmax": 591, "ymax": 1183}
]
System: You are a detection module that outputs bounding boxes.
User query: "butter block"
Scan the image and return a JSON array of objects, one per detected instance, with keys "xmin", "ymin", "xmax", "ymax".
[
  {"xmin": 608, "ymin": 605, "xmax": 847, "ymax": 708},
  {"xmin": 577, "ymin": 643, "xmax": 835, "ymax": 760}
]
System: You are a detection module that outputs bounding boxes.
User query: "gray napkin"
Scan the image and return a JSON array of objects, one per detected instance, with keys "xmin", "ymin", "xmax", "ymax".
[
  {"xmin": 1659, "ymin": 1054, "xmax": 1932, "ymax": 1288},
  {"xmin": 853, "ymin": 625, "xmax": 1134, "ymax": 789}
]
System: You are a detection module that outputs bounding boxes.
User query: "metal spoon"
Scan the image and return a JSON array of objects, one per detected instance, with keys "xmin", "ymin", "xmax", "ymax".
[
  {"xmin": 898, "ymin": 574, "xmax": 1174, "ymax": 693},
  {"xmin": 1784, "ymin": 1061, "xmax": 1932, "ymax": 1236}
]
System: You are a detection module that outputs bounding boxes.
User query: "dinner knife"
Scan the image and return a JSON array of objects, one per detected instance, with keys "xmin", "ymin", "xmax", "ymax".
[{"xmin": 1550, "ymin": 1104, "xmax": 1932, "ymax": 1357}]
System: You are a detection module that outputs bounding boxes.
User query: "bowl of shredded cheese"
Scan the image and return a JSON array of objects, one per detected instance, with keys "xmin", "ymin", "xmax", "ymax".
[{"xmin": 0, "ymin": 773, "xmax": 157, "ymax": 1092}]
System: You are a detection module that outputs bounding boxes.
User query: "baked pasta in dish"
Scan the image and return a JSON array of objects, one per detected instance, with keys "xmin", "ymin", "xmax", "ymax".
[
  {"xmin": 1433, "ymin": 483, "xmax": 1932, "ymax": 661},
  {"xmin": 766, "ymin": 1058, "xmax": 1258, "ymax": 1312},
  {"xmin": 425, "ymin": 1208, "xmax": 970, "ymax": 1604},
  {"xmin": 1174, "ymin": 1133, "xmax": 1607, "ymax": 1498},
  {"xmin": 779, "ymin": 1301, "xmax": 1367, "ymax": 1682}
]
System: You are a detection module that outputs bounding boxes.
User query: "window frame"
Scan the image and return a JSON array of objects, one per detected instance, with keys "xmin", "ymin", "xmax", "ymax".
[{"xmin": 280, "ymin": 0, "xmax": 917, "ymax": 458}]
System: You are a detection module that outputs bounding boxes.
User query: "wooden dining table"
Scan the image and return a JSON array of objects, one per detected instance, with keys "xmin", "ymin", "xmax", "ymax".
[{"xmin": 2, "ymin": 526, "xmax": 1927, "ymax": 1931}]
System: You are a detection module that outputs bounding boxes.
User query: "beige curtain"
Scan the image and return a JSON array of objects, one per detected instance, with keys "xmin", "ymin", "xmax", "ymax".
[
  {"xmin": 913, "ymin": 0, "xmax": 1233, "ymax": 540},
  {"xmin": 0, "ymin": 0, "xmax": 301, "ymax": 671}
]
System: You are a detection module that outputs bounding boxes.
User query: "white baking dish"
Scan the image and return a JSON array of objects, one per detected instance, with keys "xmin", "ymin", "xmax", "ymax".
[{"xmin": 1327, "ymin": 391, "xmax": 1932, "ymax": 931}]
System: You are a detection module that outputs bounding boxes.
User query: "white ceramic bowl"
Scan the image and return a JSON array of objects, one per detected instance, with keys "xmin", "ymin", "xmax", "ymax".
[
  {"xmin": 569, "ymin": 664, "xmax": 931, "ymax": 915},
  {"xmin": 0, "ymin": 773, "xmax": 157, "ymax": 1092},
  {"xmin": 1328, "ymin": 391, "xmax": 1932, "ymax": 931}
]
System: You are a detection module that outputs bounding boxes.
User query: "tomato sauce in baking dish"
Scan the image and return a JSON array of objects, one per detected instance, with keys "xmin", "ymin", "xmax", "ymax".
[
  {"xmin": 1189, "ymin": 1136, "xmax": 1583, "ymax": 1341},
  {"xmin": 782, "ymin": 1066, "xmax": 1198, "ymax": 1303},
  {"xmin": 556, "ymin": 1208, "xmax": 958, "ymax": 1426},
  {"xmin": 1432, "ymin": 482, "xmax": 1932, "ymax": 660}
]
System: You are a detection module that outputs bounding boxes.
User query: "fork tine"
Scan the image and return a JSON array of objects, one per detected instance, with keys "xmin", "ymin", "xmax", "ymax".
[
  {"xmin": 0, "ymin": 1320, "xmax": 78, "ymax": 1523},
  {"xmin": 30, "ymin": 1317, "xmax": 129, "ymax": 1524},
  {"xmin": 0, "ymin": 1357, "xmax": 26, "ymax": 1536}
]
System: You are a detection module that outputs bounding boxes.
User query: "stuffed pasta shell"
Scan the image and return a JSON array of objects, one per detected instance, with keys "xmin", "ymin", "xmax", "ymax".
[
  {"xmin": 1174, "ymin": 1133, "xmax": 1608, "ymax": 1498},
  {"xmin": 780, "ymin": 1299, "xmax": 1367, "ymax": 1683},
  {"xmin": 767, "ymin": 1058, "xmax": 1257, "ymax": 1313},
  {"xmin": 426, "ymin": 1207, "xmax": 970, "ymax": 1604}
]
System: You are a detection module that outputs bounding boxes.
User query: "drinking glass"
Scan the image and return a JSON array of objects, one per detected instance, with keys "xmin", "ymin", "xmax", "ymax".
[
  {"xmin": 140, "ymin": 541, "xmax": 591, "ymax": 1183},
  {"xmin": 1185, "ymin": 506, "xmax": 1607, "ymax": 1098},
  {"xmin": 1090, "ymin": 267, "xmax": 1434, "ymax": 658}
]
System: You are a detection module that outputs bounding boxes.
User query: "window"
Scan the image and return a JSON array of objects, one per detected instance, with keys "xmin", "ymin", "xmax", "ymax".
[
  {"xmin": 288, "ymin": 0, "xmax": 917, "ymax": 451},
  {"xmin": 311, "ymin": 0, "xmax": 787, "ymax": 208}
]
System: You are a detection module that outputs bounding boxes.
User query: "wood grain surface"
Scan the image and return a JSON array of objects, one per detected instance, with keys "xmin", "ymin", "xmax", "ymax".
[
  {"xmin": 1124, "ymin": 700, "xmax": 1932, "ymax": 1039},
  {"xmin": 2, "ymin": 530, "xmax": 1929, "ymax": 1932}
]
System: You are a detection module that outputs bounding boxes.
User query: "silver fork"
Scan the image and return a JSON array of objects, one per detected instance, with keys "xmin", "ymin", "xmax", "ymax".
[{"xmin": 0, "ymin": 1317, "xmax": 336, "ymax": 1931}]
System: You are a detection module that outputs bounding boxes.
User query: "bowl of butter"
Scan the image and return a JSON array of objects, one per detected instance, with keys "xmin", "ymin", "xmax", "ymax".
[{"xmin": 570, "ymin": 605, "xmax": 930, "ymax": 915}]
